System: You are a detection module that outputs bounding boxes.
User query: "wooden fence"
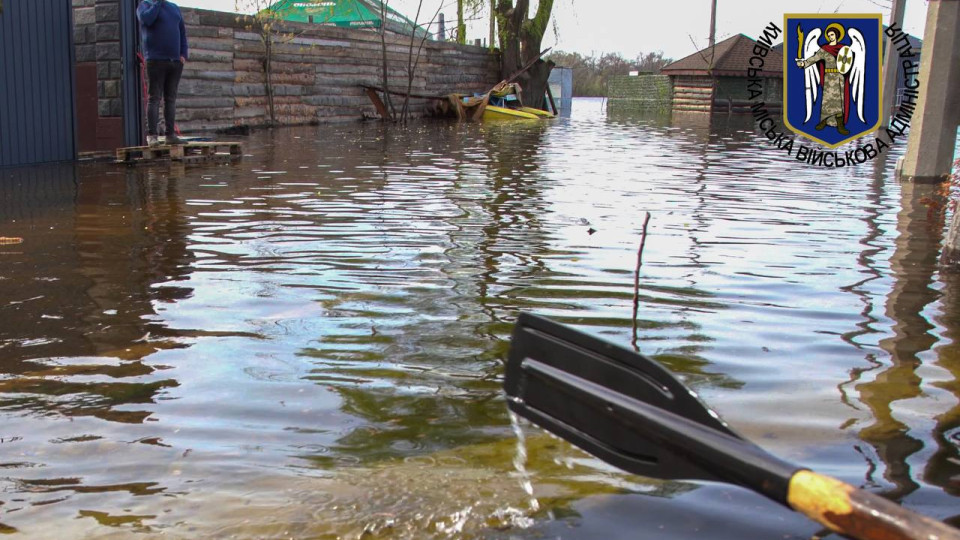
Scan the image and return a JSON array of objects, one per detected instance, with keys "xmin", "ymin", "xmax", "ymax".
[{"xmin": 177, "ymin": 8, "xmax": 500, "ymax": 132}]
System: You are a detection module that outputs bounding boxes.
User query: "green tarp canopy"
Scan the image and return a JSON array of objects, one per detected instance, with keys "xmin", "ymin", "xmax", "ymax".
[{"xmin": 263, "ymin": 0, "xmax": 431, "ymax": 39}]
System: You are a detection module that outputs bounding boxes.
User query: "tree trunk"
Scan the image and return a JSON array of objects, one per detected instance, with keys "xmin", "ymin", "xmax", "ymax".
[
  {"xmin": 264, "ymin": 35, "xmax": 276, "ymax": 125},
  {"xmin": 494, "ymin": 0, "xmax": 555, "ymax": 110},
  {"xmin": 489, "ymin": 0, "xmax": 496, "ymax": 52},
  {"xmin": 457, "ymin": 0, "xmax": 466, "ymax": 44},
  {"xmin": 522, "ymin": 60, "xmax": 554, "ymax": 109}
]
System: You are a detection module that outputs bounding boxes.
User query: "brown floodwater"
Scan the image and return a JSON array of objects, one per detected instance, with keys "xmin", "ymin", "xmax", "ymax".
[{"xmin": 0, "ymin": 98, "xmax": 958, "ymax": 539}]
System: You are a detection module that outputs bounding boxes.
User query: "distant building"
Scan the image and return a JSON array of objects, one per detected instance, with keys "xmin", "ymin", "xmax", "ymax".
[
  {"xmin": 264, "ymin": 0, "xmax": 431, "ymax": 40},
  {"xmin": 660, "ymin": 34, "xmax": 783, "ymax": 114}
]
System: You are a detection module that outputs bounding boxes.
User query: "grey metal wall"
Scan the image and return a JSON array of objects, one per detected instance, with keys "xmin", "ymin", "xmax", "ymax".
[
  {"xmin": 0, "ymin": 0, "xmax": 77, "ymax": 168},
  {"xmin": 121, "ymin": 0, "xmax": 143, "ymax": 147},
  {"xmin": 548, "ymin": 67, "xmax": 574, "ymax": 116}
]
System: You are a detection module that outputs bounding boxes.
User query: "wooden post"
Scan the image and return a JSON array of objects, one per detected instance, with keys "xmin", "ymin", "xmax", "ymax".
[
  {"xmin": 546, "ymin": 84, "xmax": 558, "ymax": 115},
  {"xmin": 944, "ymin": 206, "xmax": 960, "ymax": 269},
  {"xmin": 364, "ymin": 87, "xmax": 390, "ymax": 119},
  {"xmin": 899, "ymin": 0, "xmax": 960, "ymax": 182},
  {"xmin": 880, "ymin": 0, "xmax": 906, "ymax": 126}
]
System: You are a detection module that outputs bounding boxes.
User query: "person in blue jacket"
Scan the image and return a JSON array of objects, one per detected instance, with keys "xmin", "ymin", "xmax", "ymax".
[{"xmin": 137, "ymin": 0, "xmax": 189, "ymax": 146}]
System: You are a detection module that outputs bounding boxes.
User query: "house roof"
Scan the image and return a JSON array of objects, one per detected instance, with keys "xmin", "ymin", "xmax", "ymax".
[
  {"xmin": 264, "ymin": 0, "xmax": 431, "ymax": 39},
  {"xmin": 661, "ymin": 34, "xmax": 783, "ymax": 77}
]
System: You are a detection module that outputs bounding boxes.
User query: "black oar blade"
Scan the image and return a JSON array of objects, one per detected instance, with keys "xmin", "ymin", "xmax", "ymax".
[{"xmin": 504, "ymin": 313, "xmax": 791, "ymax": 488}]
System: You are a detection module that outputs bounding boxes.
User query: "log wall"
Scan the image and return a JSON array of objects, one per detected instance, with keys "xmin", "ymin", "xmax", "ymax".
[
  {"xmin": 671, "ymin": 76, "xmax": 714, "ymax": 114},
  {"xmin": 177, "ymin": 8, "xmax": 500, "ymax": 132}
]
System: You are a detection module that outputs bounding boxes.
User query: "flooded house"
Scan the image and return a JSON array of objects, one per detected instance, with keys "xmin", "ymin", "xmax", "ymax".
[{"xmin": 659, "ymin": 34, "xmax": 783, "ymax": 114}]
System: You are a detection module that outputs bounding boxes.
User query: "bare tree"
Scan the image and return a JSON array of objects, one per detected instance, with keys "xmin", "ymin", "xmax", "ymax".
[
  {"xmin": 235, "ymin": 0, "xmax": 298, "ymax": 125},
  {"xmin": 378, "ymin": 0, "xmax": 397, "ymax": 120},
  {"xmin": 399, "ymin": 2, "xmax": 445, "ymax": 122}
]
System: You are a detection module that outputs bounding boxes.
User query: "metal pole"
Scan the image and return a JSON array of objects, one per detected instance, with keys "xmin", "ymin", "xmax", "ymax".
[
  {"xmin": 881, "ymin": 0, "xmax": 906, "ymax": 126},
  {"xmin": 708, "ymin": 0, "xmax": 717, "ymax": 68}
]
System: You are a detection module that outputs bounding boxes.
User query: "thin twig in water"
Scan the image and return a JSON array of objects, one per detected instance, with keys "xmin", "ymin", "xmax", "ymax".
[{"xmin": 631, "ymin": 212, "xmax": 652, "ymax": 350}]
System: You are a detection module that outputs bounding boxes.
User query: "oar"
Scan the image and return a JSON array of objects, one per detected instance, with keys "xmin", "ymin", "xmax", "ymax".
[{"xmin": 504, "ymin": 313, "xmax": 960, "ymax": 540}]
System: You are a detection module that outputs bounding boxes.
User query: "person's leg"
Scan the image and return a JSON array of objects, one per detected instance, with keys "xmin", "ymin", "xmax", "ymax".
[
  {"xmin": 163, "ymin": 61, "xmax": 185, "ymax": 143},
  {"xmin": 146, "ymin": 61, "xmax": 166, "ymax": 145}
]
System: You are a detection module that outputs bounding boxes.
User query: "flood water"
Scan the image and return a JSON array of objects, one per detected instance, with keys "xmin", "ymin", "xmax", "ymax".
[{"xmin": 1, "ymin": 98, "xmax": 958, "ymax": 538}]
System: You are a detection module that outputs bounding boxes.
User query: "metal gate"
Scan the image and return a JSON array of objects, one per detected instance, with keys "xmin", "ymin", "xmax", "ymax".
[
  {"xmin": 121, "ymin": 0, "xmax": 143, "ymax": 147},
  {"xmin": 0, "ymin": 0, "xmax": 77, "ymax": 168}
]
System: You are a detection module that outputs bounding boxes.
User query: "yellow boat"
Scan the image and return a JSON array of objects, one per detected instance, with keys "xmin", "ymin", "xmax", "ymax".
[
  {"xmin": 482, "ymin": 105, "xmax": 542, "ymax": 121},
  {"xmin": 519, "ymin": 106, "xmax": 556, "ymax": 118}
]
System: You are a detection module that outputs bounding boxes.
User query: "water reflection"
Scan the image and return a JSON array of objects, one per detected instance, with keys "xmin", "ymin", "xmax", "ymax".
[
  {"xmin": 846, "ymin": 173, "xmax": 960, "ymax": 517},
  {"xmin": 0, "ymin": 99, "xmax": 958, "ymax": 538},
  {"xmin": 0, "ymin": 164, "xmax": 191, "ymax": 423}
]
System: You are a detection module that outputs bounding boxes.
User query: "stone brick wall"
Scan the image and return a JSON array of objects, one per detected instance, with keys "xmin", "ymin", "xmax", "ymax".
[
  {"xmin": 607, "ymin": 75, "xmax": 673, "ymax": 111},
  {"xmin": 74, "ymin": 0, "xmax": 124, "ymax": 152},
  {"xmin": 73, "ymin": 0, "xmax": 123, "ymax": 117},
  {"xmin": 177, "ymin": 8, "xmax": 500, "ymax": 132},
  {"xmin": 73, "ymin": 0, "xmax": 96, "ymax": 63},
  {"xmin": 94, "ymin": 0, "xmax": 123, "ymax": 118}
]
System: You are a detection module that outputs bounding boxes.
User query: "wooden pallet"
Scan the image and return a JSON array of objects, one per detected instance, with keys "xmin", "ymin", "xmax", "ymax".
[{"xmin": 115, "ymin": 141, "xmax": 243, "ymax": 165}]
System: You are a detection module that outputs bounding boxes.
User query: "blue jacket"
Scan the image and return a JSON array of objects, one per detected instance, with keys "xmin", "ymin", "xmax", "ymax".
[{"xmin": 137, "ymin": 0, "xmax": 188, "ymax": 62}]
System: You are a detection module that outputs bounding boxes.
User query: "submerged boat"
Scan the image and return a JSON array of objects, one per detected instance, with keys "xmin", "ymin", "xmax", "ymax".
[
  {"xmin": 482, "ymin": 105, "xmax": 542, "ymax": 121},
  {"xmin": 483, "ymin": 83, "xmax": 555, "ymax": 120},
  {"xmin": 446, "ymin": 81, "xmax": 556, "ymax": 122}
]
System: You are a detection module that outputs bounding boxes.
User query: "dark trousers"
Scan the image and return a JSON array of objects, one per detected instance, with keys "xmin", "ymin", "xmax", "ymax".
[{"xmin": 146, "ymin": 60, "xmax": 184, "ymax": 136}]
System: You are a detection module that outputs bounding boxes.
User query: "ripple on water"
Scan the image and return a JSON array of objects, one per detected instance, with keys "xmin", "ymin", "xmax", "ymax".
[{"xmin": 0, "ymin": 98, "xmax": 957, "ymax": 538}]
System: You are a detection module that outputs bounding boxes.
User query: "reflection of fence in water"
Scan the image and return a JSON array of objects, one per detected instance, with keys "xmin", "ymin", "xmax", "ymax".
[{"xmin": 0, "ymin": 164, "xmax": 78, "ymax": 223}]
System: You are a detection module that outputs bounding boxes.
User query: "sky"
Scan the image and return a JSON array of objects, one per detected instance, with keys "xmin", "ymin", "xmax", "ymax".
[{"xmin": 178, "ymin": 0, "xmax": 930, "ymax": 61}]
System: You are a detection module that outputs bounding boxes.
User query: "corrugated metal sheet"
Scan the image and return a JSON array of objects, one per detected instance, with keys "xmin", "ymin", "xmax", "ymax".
[
  {"xmin": 0, "ymin": 0, "xmax": 77, "ymax": 168},
  {"xmin": 121, "ymin": 0, "xmax": 142, "ymax": 147}
]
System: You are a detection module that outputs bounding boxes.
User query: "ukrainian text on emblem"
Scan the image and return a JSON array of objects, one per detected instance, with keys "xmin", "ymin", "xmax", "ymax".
[{"xmin": 783, "ymin": 14, "xmax": 882, "ymax": 148}]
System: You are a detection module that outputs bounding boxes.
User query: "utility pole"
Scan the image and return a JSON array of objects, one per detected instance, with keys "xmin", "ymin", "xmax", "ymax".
[
  {"xmin": 881, "ymin": 0, "xmax": 906, "ymax": 126},
  {"xmin": 708, "ymin": 0, "xmax": 717, "ymax": 68}
]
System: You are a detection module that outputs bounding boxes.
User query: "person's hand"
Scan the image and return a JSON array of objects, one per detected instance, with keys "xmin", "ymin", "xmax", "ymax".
[
  {"xmin": 180, "ymin": 56, "xmax": 187, "ymax": 64},
  {"xmin": 795, "ymin": 59, "xmax": 803, "ymax": 67}
]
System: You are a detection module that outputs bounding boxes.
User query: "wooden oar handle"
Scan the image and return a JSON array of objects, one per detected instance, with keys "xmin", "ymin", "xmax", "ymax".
[{"xmin": 787, "ymin": 470, "xmax": 960, "ymax": 540}]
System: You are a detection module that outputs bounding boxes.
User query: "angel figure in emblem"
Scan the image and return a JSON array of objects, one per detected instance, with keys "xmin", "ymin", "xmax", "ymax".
[{"xmin": 794, "ymin": 22, "xmax": 867, "ymax": 136}]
